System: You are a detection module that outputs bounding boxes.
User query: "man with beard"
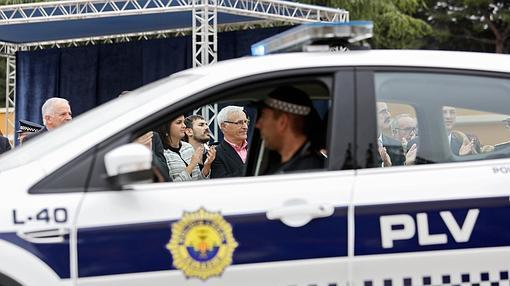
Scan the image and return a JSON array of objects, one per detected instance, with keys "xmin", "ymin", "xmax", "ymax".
[
  {"xmin": 184, "ymin": 115, "xmax": 216, "ymax": 171},
  {"xmin": 211, "ymin": 106, "xmax": 249, "ymax": 178},
  {"xmin": 376, "ymin": 102, "xmax": 405, "ymax": 166},
  {"xmin": 255, "ymin": 86, "xmax": 324, "ymax": 174}
]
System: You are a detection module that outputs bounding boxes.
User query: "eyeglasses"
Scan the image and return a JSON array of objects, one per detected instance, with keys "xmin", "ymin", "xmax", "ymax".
[
  {"xmin": 396, "ymin": 127, "xmax": 417, "ymax": 133},
  {"xmin": 224, "ymin": 119, "xmax": 250, "ymax": 126}
]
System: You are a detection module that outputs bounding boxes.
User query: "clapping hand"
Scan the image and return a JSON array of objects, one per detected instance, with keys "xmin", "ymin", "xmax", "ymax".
[{"xmin": 204, "ymin": 146, "xmax": 216, "ymax": 166}]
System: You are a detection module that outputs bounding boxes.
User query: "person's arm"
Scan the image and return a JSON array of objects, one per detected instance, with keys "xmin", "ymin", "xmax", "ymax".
[
  {"xmin": 164, "ymin": 148, "xmax": 194, "ymax": 182},
  {"xmin": 184, "ymin": 145, "xmax": 202, "ymax": 176},
  {"xmin": 201, "ymin": 146, "xmax": 216, "ymax": 177}
]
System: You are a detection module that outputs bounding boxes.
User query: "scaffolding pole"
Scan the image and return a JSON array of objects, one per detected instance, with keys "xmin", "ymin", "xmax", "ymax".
[
  {"xmin": 4, "ymin": 45, "xmax": 16, "ymax": 143},
  {"xmin": 193, "ymin": 0, "xmax": 219, "ymax": 141}
]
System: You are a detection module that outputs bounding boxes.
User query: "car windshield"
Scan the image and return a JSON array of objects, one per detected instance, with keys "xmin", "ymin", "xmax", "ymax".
[{"xmin": 0, "ymin": 73, "xmax": 200, "ymax": 172}]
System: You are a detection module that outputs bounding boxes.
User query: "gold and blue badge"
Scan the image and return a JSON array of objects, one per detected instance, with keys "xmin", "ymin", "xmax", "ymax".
[{"xmin": 166, "ymin": 207, "xmax": 238, "ymax": 280}]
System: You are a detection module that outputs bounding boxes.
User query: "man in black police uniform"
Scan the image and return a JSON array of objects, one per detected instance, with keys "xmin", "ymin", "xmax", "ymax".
[{"xmin": 256, "ymin": 86, "xmax": 325, "ymax": 174}]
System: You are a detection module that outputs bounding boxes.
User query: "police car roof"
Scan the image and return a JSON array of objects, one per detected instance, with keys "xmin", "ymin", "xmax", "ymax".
[{"xmin": 179, "ymin": 50, "xmax": 510, "ymax": 79}]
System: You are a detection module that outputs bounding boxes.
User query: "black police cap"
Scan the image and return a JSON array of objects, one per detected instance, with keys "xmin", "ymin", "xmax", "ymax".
[
  {"xmin": 261, "ymin": 86, "xmax": 313, "ymax": 116},
  {"xmin": 18, "ymin": 119, "xmax": 43, "ymax": 133}
]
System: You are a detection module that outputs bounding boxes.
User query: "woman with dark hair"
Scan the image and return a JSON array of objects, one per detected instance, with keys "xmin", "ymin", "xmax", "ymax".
[{"xmin": 159, "ymin": 115, "xmax": 216, "ymax": 181}]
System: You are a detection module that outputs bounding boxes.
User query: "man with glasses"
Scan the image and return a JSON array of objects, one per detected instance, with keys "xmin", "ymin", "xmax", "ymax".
[
  {"xmin": 211, "ymin": 106, "xmax": 249, "ymax": 178},
  {"xmin": 391, "ymin": 113, "xmax": 418, "ymax": 165}
]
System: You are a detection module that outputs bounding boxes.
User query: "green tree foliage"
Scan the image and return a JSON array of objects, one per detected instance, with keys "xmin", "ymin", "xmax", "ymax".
[
  {"xmin": 298, "ymin": 0, "xmax": 432, "ymax": 48},
  {"xmin": 421, "ymin": 0, "xmax": 510, "ymax": 53}
]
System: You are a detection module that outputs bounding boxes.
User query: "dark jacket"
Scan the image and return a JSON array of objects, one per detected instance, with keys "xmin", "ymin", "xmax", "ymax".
[
  {"xmin": 265, "ymin": 141, "xmax": 325, "ymax": 175},
  {"xmin": 211, "ymin": 140, "xmax": 246, "ymax": 179},
  {"xmin": 450, "ymin": 131, "xmax": 464, "ymax": 156},
  {"xmin": 24, "ymin": 127, "xmax": 48, "ymax": 142},
  {"xmin": 152, "ymin": 133, "xmax": 171, "ymax": 182},
  {"xmin": 0, "ymin": 136, "xmax": 11, "ymax": 155},
  {"xmin": 379, "ymin": 134, "xmax": 405, "ymax": 166}
]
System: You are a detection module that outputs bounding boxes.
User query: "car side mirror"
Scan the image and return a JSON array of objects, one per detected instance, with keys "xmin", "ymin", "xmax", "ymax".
[{"xmin": 104, "ymin": 143, "xmax": 153, "ymax": 188}]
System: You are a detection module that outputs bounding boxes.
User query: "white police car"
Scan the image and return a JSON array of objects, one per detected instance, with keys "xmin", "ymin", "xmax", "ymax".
[{"xmin": 0, "ymin": 23, "xmax": 509, "ymax": 286}]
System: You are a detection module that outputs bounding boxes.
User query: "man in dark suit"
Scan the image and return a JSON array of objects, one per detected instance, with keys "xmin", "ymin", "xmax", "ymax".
[
  {"xmin": 443, "ymin": 106, "xmax": 475, "ymax": 156},
  {"xmin": 377, "ymin": 102, "xmax": 405, "ymax": 166},
  {"xmin": 211, "ymin": 106, "xmax": 248, "ymax": 178},
  {"xmin": 390, "ymin": 113, "xmax": 418, "ymax": 165},
  {"xmin": 0, "ymin": 135, "xmax": 11, "ymax": 155}
]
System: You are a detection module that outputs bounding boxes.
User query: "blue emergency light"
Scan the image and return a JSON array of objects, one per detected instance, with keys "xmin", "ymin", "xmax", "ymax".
[{"xmin": 251, "ymin": 21, "xmax": 373, "ymax": 56}]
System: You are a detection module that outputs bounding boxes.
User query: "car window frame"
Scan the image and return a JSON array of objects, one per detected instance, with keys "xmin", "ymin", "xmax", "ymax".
[
  {"xmin": 83, "ymin": 67, "xmax": 359, "ymax": 191},
  {"xmin": 356, "ymin": 66, "xmax": 510, "ymax": 169}
]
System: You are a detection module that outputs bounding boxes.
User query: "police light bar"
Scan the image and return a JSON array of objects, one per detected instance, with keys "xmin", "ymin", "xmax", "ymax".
[{"xmin": 251, "ymin": 21, "xmax": 373, "ymax": 56}]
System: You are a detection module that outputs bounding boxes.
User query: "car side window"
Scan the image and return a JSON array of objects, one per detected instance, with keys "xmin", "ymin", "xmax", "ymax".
[
  {"xmin": 374, "ymin": 72, "xmax": 510, "ymax": 167},
  {"xmin": 129, "ymin": 77, "xmax": 332, "ymax": 184}
]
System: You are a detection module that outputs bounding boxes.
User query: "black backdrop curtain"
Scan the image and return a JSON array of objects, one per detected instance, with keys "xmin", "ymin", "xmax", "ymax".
[{"xmin": 15, "ymin": 27, "xmax": 289, "ymax": 134}]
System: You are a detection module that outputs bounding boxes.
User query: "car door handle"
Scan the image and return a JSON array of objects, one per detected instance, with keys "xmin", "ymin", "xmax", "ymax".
[
  {"xmin": 267, "ymin": 202, "xmax": 334, "ymax": 227},
  {"xmin": 17, "ymin": 228, "xmax": 70, "ymax": 244}
]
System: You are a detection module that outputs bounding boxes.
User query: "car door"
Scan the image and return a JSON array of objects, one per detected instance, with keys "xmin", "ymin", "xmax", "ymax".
[
  {"xmin": 0, "ymin": 148, "xmax": 94, "ymax": 286},
  {"xmin": 74, "ymin": 71, "xmax": 356, "ymax": 286},
  {"xmin": 351, "ymin": 69, "xmax": 510, "ymax": 286}
]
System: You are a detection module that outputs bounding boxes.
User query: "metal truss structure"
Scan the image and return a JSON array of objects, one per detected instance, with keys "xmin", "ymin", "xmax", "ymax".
[{"xmin": 0, "ymin": 0, "xmax": 348, "ymax": 139}]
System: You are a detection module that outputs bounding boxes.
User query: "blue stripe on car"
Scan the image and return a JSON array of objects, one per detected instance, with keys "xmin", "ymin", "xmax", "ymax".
[
  {"xmin": 0, "ymin": 232, "xmax": 70, "ymax": 278},
  {"xmin": 76, "ymin": 207, "xmax": 348, "ymax": 277},
  {"xmin": 355, "ymin": 196, "xmax": 510, "ymax": 255}
]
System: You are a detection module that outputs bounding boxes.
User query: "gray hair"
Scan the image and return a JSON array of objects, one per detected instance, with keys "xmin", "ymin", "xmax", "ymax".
[
  {"xmin": 42, "ymin": 97, "xmax": 69, "ymax": 124},
  {"xmin": 390, "ymin": 113, "xmax": 415, "ymax": 131},
  {"xmin": 217, "ymin": 106, "xmax": 244, "ymax": 127}
]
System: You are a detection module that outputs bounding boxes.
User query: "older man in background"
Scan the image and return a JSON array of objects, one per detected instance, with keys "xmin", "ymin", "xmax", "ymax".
[
  {"xmin": 211, "ymin": 106, "xmax": 248, "ymax": 178},
  {"xmin": 24, "ymin": 97, "xmax": 72, "ymax": 142},
  {"xmin": 391, "ymin": 113, "xmax": 418, "ymax": 165}
]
